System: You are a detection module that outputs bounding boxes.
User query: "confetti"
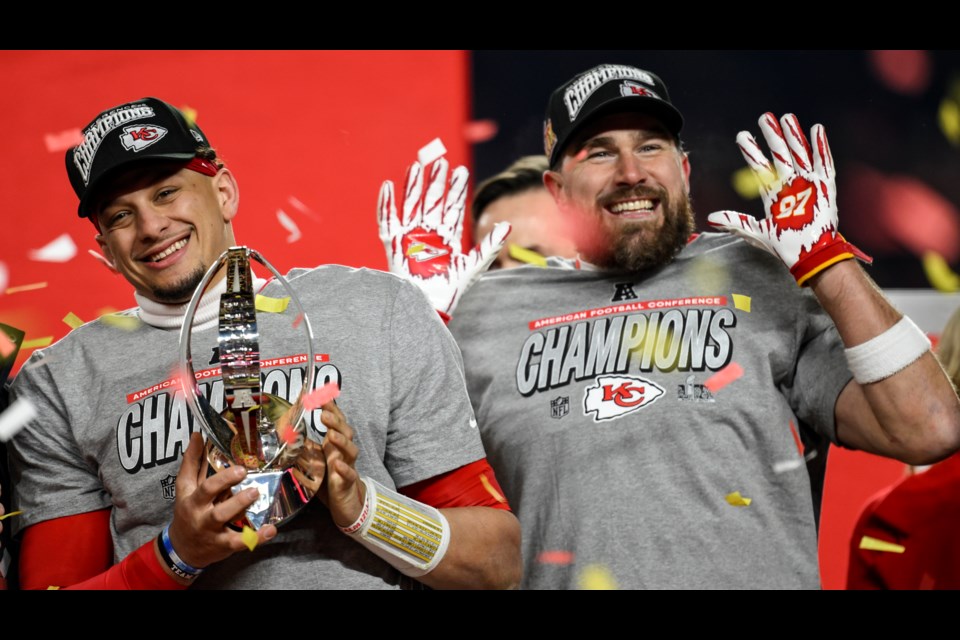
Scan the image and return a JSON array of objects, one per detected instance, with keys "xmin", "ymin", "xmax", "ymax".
[
  {"xmin": 255, "ymin": 295, "xmax": 290, "ymax": 313},
  {"xmin": 725, "ymin": 491, "xmax": 752, "ymax": 507},
  {"xmin": 788, "ymin": 420, "xmax": 804, "ymax": 456},
  {"xmin": 731, "ymin": 166, "xmax": 763, "ymax": 199},
  {"xmin": 180, "ymin": 105, "xmax": 198, "ymax": 128},
  {"xmin": 62, "ymin": 312, "xmax": 84, "ymax": 330},
  {"xmin": 88, "ymin": 249, "xmax": 117, "ymax": 272},
  {"xmin": 731, "ymin": 294, "xmax": 751, "ymax": 312},
  {"xmin": 772, "ymin": 459, "xmax": 804, "ymax": 473},
  {"xmin": 463, "ymin": 119, "xmax": 498, "ymax": 143},
  {"xmin": 100, "ymin": 313, "xmax": 141, "ymax": 331},
  {"xmin": 292, "ymin": 313, "xmax": 304, "ymax": 329},
  {"xmin": 939, "ymin": 98, "xmax": 960, "ymax": 146},
  {"xmin": 276, "ymin": 209, "xmax": 301, "ymax": 243},
  {"xmin": 43, "ymin": 128, "xmax": 84, "ymax": 153},
  {"xmin": 0, "ymin": 510, "xmax": 23, "ymax": 522},
  {"xmin": 0, "ymin": 332, "xmax": 14, "ymax": 359},
  {"xmin": 241, "ymin": 525, "xmax": 259, "ymax": 551},
  {"xmin": 417, "ymin": 138, "xmax": 447, "ymax": 167},
  {"xmin": 704, "ymin": 362, "xmax": 744, "ymax": 393},
  {"xmin": 0, "ymin": 397, "xmax": 38, "ymax": 442},
  {"xmin": 5, "ymin": 281, "xmax": 48, "ymax": 295},
  {"xmin": 22, "ymin": 337, "xmax": 54, "ymax": 350},
  {"xmin": 859, "ymin": 535, "xmax": 905, "ymax": 554},
  {"xmin": 688, "ymin": 255, "xmax": 729, "ymax": 293},
  {"xmin": 479, "ymin": 473, "xmax": 506, "ymax": 503},
  {"xmin": 537, "ymin": 550, "xmax": 575, "ymax": 565},
  {"xmin": 508, "ymin": 244, "xmax": 547, "ymax": 267},
  {"xmin": 922, "ymin": 251, "xmax": 960, "ymax": 292},
  {"xmin": 28, "ymin": 233, "xmax": 77, "ymax": 263},
  {"xmin": 577, "ymin": 564, "xmax": 617, "ymax": 590},
  {"xmin": 46, "ymin": 586, "xmax": 60, "ymax": 590},
  {"xmin": 279, "ymin": 419, "xmax": 299, "ymax": 445},
  {"xmin": 0, "ymin": 261, "xmax": 7, "ymax": 295},
  {"xmin": 406, "ymin": 243, "xmax": 426, "ymax": 256},
  {"xmin": 302, "ymin": 382, "xmax": 341, "ymax": 411},
  {"xmin": 287, "ymin": 196, "xmax": 320, "ymax": 221}
]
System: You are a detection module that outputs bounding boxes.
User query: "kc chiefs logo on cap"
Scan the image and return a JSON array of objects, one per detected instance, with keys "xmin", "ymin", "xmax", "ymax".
[{"xmin": 120, "ymin": 124, "xmax": 168, "ymax": 152}]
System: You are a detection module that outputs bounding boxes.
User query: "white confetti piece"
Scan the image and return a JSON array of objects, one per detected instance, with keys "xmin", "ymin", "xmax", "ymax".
[
  {"xmin": 772, "ymin": 459, "xmax": 804, "ymax": 474},
  {"xmin": 287, "ymin": 196, "xmax": 320, "ymax": 221},
  {"xmin": 417, "ymin": 138, "xmax": 447, "ymax": 166},
  {"xmin": 0, "ymin": 261, "xmax": 7, "ymax": 295},
  {"xmin": 29, "ymin": 233, "xmax": 77, "ymax": 263},
  {"xmin": 0, "ymin": 398, "xmax": 38, "ymax": 442},
  {"xmin": 276, "ymin": 210, "xmax": 301, "ymax": 243}
]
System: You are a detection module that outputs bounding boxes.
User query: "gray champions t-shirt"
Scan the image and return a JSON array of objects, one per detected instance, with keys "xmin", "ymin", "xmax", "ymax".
[
  {"xmin": 449, "ymin": 233, "xmax": 853, "ymax": 590},
  {"xmin": 10, "ymin": 265, "xmax": 484, "ymax": 589}
]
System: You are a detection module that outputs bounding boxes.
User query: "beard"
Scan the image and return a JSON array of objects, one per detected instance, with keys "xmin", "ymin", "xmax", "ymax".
[
  {"xmin": 150, "ymin": 264, "xmax": 207, "ymax": 303},
  {"xmin": 577, "ymin": 186, "xmax": 695, "ymax": 272}
]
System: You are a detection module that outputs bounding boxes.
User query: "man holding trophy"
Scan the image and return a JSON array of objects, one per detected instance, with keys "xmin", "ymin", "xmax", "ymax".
[{"xmin": 7, "ymin": 98, "xmax": 521, "ymax": 589}]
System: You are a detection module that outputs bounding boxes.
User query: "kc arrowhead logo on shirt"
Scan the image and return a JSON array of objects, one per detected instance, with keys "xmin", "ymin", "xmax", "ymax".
[{"xmin": 583, "ymin": 374, "xmax": 664, "ymax": 421}]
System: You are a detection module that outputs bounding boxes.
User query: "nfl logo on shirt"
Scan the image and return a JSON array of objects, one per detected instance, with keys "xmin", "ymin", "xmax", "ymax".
[{"xmin": 551, "ymin": 396, "xmax": 570, "ymax": 419}]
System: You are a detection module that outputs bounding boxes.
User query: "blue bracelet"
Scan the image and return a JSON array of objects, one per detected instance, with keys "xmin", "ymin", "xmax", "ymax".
[{"xmin": 157, "ymin": 524, "xmax": 204, "ymax": 581}]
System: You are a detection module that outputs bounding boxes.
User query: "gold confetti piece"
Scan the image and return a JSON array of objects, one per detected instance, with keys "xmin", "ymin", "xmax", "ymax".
[
  {"xmin": 578, "ymin": 564, "xmax": 617, "ymax": 590},
  {"xmin": 180, "ymin": 105, "xmax": 198, "ymax": 128},
  {"xmin": 731, "ymin": 294, "xmax": 751, "ymax": 312},
  {"xmin": 922, "ymin": 251, "xmax": 960, "ymax": 292},
  {"xmin": 479, "ymin": 473, "xmax": 507, "ymax": 503},
  {"xmin": 688, "ymin": 255, "xmax": 730, "ymax": 293},
  {"xmin": 0, "ymin": 510, "xmax": 23, "ymax": 521},
  {"xmin": 47, "ymin": 586, "xmax": 60, "ymax": 590},
  {"xmin": 508, "ymin": 244, "xmax": 547, "ymax": 267},
  {"xmin": 859, "ymin": 535, "xmax": 905, "ymax": 554},
  {"xmin": 406, "ymin": 243, "xmax": 426, "ymax": 256},
  {"xmin": 22, "ymin": 336, "xmax": 54, "ymax": 350},
  {"xmin": 100, "ymin": 313, "xmax": 141, "ymax": 331},
  {"xmin": 5, "ymin": 282, "xmax": 48, "ymax": 295},
  {"xmin": 241, "ymin": 526, "xmax": 259, "ymax": 552},
  {"xmin": 29, "ymin": 233, "xmax": 77, "ymax": 263},
  {"xmin": 732, "ymin": 166, "xmax": 763, "ymax": 199},
  {"xmin": 725, "ymin": 491, "xmax": 752, "ymax": 507},
  {"xmin": 63, "ymin": 312, "xmax": 84, "ymax": 330},
  {"xmin": 939, "ymin": 98, "xmax": 960, "ymax": 146},
  {"xmin": 255, "ymin": 295, "xmax": 290, "ymax": 313}
]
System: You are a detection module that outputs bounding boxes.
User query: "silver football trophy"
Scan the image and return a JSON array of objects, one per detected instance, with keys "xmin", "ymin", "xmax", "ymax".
[{"xmin": 178, "ymin": 247, "xmax": 320, "ymax": 530}]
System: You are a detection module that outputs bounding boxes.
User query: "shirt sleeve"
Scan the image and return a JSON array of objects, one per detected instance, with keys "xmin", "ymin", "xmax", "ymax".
[
  {"xmin": 779, "ymin": 288, "xmax": 854, "ymax": 445},
  {"xmin": 7, "ymin": 352, "xmax": 111, "ymax": 535},
  {"xmin": 382, "ymin": 280, "xmax": 487, "ymax": 488}
]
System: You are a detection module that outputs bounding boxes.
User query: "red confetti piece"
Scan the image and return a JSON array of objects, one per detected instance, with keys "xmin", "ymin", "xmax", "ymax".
[
  {"xmin": 302, "ymin": 382, "xmax": 340, "ymax": 411},
  {"xmin": 537, "ymin": 550, "xmax": 575, "ymax": 565},
  {"xmin": 0, "ymin": 332, "xmax": 14, "ymax": 359},
  {"xmin": 292, "ymin": 313, "xmax": 304, "ymax": 329},
  {"xmin": 463, "ymin": 119, "xmax": 499, "ymax": 143},
  {"xmin": 703, "ymin": 362, "xmax": 744, "ymax": 394},
  {"xmin": 787, "ymin": 420, "xmax": 804, "ymax": 456}
]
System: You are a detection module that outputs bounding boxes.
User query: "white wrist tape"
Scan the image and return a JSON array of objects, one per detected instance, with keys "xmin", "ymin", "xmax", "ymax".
[
  {"xmin": 844, "ymin": 316, "xmax": 931, "ymax": 384},
  {"xmin": 340, "ymin": 477, "xmax": 450, "ymax": 578}
]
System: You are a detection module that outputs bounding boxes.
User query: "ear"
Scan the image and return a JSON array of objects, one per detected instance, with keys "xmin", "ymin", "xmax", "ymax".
[
  {"xmin": 680, "ymin": 152, "xmax": 692, "ymax": 193},
  {"xmin": 543, "ymin": 169, "xmax": 565, "ymax": 206},
  {"xmin": 213, "ymin": 167, "xmax": 240, "ymax": 222},
  {"xmin": 92, "ymin": 237, "xmax": 119, "ymax": 275}
]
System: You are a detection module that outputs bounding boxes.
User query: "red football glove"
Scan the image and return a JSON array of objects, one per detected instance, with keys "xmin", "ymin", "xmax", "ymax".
[
  {"xmin": 378, "ymin": 149, "xmax": 510, "ymax": 320},
  {"xmin": 708, "ymin": 113, "xmax": 871, "ymax": 285}
]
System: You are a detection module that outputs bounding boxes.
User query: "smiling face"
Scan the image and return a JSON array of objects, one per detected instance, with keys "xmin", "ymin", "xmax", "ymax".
[
  {"xmin": 93, "ymin": 161, "xmax": 239, "ymax": 303},
  {"xmin": 545, "ymin": 112, "xmax": 694, "ymax": 271}
]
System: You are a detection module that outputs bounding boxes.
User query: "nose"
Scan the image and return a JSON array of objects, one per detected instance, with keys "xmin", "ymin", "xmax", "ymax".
[
  {"xmin": 614, "ymin": 153, "xmax": 649, "ymax": 187},
  {"xmin": 136, "ymin": 204, "xmax": 171, "ymax": 242}
]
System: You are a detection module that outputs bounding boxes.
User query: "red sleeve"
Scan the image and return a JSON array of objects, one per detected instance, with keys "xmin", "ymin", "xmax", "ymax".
[
  {"xmin": 19, "ymin": 509, "xmax": 183, "ymax": 590},
  {"xmin": 399, "ymin": 458, "xmax": 512, "ymax": 512}
]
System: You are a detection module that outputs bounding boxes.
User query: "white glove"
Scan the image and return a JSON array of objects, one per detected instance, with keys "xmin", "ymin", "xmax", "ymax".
[
  {"xmin": 378, "ymin": 151, "xmax": 510, "ymax": 320},
  {"xmin": 708, "ymin": 113, "xmax": 870, "ymax": 285}
]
